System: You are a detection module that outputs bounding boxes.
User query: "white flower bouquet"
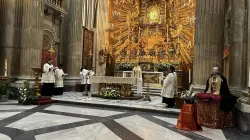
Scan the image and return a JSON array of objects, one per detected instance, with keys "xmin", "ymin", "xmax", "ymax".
[
  {"xmin": 180, "ymin": 84, "xmax": 197, "ymax": 104},
  {"xmin": 18, "ymin": 81, "xmax": 36, "ymax": 105}
]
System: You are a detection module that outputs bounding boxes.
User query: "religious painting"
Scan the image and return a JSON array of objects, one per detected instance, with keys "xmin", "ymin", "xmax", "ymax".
[{"xmin": 82, "ymin": 27, "xmax": 94, "ymax": 69}]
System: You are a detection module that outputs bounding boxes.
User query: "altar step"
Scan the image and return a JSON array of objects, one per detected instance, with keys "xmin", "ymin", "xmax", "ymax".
[{"xmin": 33, "ymin": 96, "xmax": 57, "ymax": 105}]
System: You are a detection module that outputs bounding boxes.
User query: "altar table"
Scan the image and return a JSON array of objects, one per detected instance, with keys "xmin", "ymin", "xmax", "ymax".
[
  {"xmin": 90, "ymin": 76, "xmax": 137, "ymax": 97},
  {"xmin": 123, "ymin": 71, "xmax": 163, "ymax": 85}
]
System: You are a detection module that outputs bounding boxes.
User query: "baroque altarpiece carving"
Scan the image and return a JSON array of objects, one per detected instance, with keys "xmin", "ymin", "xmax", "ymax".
[{"xmin": 106, "ymin": 0, "xmax": 196, "ymax": 70}]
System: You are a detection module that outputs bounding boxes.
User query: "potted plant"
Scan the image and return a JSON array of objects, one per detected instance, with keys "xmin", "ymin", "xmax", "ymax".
[
  {"xmin": 18, "ymin": 81, "xmax": 37, "ymax": 105},
  {"xmin": 101, "ymin": 87, "xmax": 121, "ymax": 99},
  {"xmin": 0, "ymin": 81, "xmax": 13, "ymax": 102}
]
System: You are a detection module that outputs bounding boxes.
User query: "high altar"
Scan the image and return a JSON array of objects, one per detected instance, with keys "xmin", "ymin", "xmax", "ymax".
[{"xmin": 103, "ymin": 0, "xmax": 196, "ymax": 88}]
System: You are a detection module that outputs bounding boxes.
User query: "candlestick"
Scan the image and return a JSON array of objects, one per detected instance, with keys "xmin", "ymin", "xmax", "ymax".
[
  {"xmin": 4, "ymin": 58, "xmax": 7, "ymax": 77},
  {"xmin": 189, "ymin": 69, "xmax": 191, "ymax": 84}
]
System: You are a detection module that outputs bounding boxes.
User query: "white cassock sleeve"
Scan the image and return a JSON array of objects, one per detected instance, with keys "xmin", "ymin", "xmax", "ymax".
[
  {"xmin": 163, "ymin": 74, "xmax": 173, "ymax": 87},
  {"xmin": 43, "ymin": 64, "xmax": 50, "ymax": 74}
]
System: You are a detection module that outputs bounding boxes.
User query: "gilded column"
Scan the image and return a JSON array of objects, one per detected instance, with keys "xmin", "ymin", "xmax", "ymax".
[
  {"xmin": 18, "ymin": 0, "xmax": 44, "ymax": 79},
  {"xmin": 65, "ymin": 0, "xmax": 83, "ymax": 78},
  {"xmin": 193, "ymin": 0, "xmax": 225, "ymax": 90},
  {"xmin": 0, "ymin": 0, "xmax": 21, "ymax": 77},
  {"xmin": 229, "ymin": 0, "xmax": 247, "ymax": 88}
]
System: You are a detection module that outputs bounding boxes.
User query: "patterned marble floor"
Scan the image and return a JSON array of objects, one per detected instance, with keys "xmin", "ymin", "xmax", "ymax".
[
  {"xmin": 51, "ymin": 92, "xmax": 181, "ymax": 114},
  {"xmin": 0, "ymin": 100, "xmax": 250, "ymax": 140}
]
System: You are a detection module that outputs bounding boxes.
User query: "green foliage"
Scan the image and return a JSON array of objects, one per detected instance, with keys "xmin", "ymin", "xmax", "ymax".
[
  {"xmin": 101, "ymin": 87, "xmax": 121, "ymax": 99},
  {"xmin": 118, "ymin": 62, "xmax": 134, "ymax": 70},
  {"xmin": 0, "ymin": 81, "xmax": 14, "ymax": 97},
  {"xmin": 155, "ymin": 63, "xmax": 170, "ymax": 71},
  {"xmin": 18, "ymin": 81, "xmax": 37, "ymax": 105}
]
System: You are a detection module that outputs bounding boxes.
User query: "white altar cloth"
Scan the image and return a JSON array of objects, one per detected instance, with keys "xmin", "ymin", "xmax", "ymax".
[{"xmin": 90, "ymin": 76, "xmax": 137, "ymax": 85}]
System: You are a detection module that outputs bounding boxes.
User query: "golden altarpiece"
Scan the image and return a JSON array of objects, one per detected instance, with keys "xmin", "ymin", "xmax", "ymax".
[{"xmin": 104, "ymin": 0, "xmax": 196, "ymax": 88}]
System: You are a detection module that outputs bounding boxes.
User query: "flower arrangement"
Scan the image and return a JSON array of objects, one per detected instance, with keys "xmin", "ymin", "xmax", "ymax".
[
  {"xmin": 118, "ymin": 62, "xmax": 134, "ymax": 70},
  {"xmin": 101, "ymin": 87, "xmax": 121, "ymax": 99},
  {"xmin": 155, "ymin": 63, "xmax": 169, "ymax": 71},
  {"xmin": 18, "ymin": 81, "xmax": 36, "ymax": 105},
  {"xmin": 180, "ymin": 84, "xmax": 197, "ymax": 104}
]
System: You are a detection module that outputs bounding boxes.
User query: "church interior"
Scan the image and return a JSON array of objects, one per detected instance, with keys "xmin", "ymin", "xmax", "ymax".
[{"xmin": 0, "ymin": 0, "xmax": 250, "ymax": 139}]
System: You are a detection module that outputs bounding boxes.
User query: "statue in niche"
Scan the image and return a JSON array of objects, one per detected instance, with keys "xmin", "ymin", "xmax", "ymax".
[
  {"xmin": 139, "ymin": 46, "xmax": 146, "ymax": 56},
  {"xmin": 158, "ymin": 47, "xmax": 165, "ymax": 58},
  {"xmin": 120, "ymin": 47, "xmax": 128, "ymax": 58},
  {"xmin": 149, "ymin": 48, "xmax": 156, "ymax": 56},
  {"xmin": 130, "ymin": 48, "xmax": 137, "ymax": 58}
]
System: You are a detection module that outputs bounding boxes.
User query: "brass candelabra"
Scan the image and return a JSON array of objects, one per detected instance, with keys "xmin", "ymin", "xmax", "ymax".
[{"xmin": 31, "ymin": 68, "xmax": 42, "ymax": 97}]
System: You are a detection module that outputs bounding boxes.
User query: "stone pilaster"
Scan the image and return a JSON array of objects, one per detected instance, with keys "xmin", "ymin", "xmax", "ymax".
[
  {"xmin": 64, "ymin": 0, "xmax": 83, "ymax": 78},
  {"xmin": 193, "ymin": 0, "xmax": 225, "ymax": 90},
  {"xmin": 247, "ymin": 0, "xmax": 250, "ymax": 88},
  {"xmin": 0, "ymin": 0, "xmax": 22, "ymax": 77},
  {"xmin": 18, "ymin": 0, "xmax": 44, "ymax": 79},
  {"xmin": 229, "ymin": 0, "xmax": 247, "ymax": 88}
]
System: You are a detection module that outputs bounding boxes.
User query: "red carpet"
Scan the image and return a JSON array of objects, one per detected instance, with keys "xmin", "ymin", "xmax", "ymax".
[{"xmin": 33, "ymin": 96, "xmax": 57, "ymax": 105}]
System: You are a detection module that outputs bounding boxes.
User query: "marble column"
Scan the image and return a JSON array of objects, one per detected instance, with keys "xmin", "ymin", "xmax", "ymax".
[
  {"xmin": 193, "ymin": 0, "xmax": 225, "ymax": 90},
  {"xmin": 0, "ymin": 0, "xmax": 22, "ymax": 77},
  {"xmin": 229, "ymin": 0, "xmax": 247, "ymax": 89},
  {"xmin": 96, "ymin": 0, "xmax": 109, "ymax": 76},
  {"xmin": 247, "ymin": 0, "xmax": 250, "ymax": 88},
  {"xmin": 64, "ymin": 0, "xmax": 83, "ymax": 79},
  {"xmin": 18, "ymin": 0, "xmax": 44, "ymax": 79}
]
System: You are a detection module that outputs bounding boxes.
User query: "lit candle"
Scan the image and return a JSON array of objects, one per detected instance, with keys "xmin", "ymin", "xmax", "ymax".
[
  {"xmin": 189, "ymin": 69, "xmax": 191, "ymax": 84},
  {"xmin": 248, "ymin": 67, "xmax": 250, "ymax": 87},
  {"xmin": 4, "ymin": 58, "xmax": 7, "ymax": 77}
]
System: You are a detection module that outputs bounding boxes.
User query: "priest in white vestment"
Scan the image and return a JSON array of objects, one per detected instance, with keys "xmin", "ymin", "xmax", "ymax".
[
  {"xmin": 54, "ymin": 64, "xmax": 67, "ymax": 95},
  {"xmin": 80, "ymin": 66, "xmax": 88, "ymax": 92},
  {"xmin": 161, "ymin": 65, "xmax": 177, "ymax": 108},
  {"xmin": 132, "ymin": 64, "xmax": 143, "ymax": 94},
  {"xmin": 41, "ymin": 58, "xmax": 56, "ymax": 96}
]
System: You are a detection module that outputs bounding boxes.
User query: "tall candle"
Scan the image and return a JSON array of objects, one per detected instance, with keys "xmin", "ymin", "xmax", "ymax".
[
  {"xmin": 248, "ymin": 67, "xmax": 250, "ymax": 87},
  {"xmin": 189, "ymin": 69, "xmax": 191, "ymax": 84},
  {"xmin": 4, "ymin": 58, "xmax": 7, "ymax": 77}
]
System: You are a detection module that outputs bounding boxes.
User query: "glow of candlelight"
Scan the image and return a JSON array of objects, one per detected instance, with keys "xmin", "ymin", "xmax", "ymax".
[{"xmin": 4, "ymin": 58, "xmax": 7, "ymax": 77}]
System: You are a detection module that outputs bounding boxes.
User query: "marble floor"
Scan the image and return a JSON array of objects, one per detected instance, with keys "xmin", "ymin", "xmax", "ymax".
[
  {"xmin": 52, "ymin": 92, "xmax": 181, "ymax": 114},
  {"xmin": 0, "ymin": 100, "xmax": 250, "ymax": 140}
]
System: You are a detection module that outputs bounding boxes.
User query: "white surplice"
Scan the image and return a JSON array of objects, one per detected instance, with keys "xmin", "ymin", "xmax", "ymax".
[
  {"xmin": 54, "ymin": 69, "xmax": 65, "ymax": 88},
  {"xmin": 132, "ymin": 66, "xmax": 143, "ymax": 94},
  {"xmin": 87, "ymin": 70, "xmax": 94, "ymax": 84},
  {"xmin": 41, "ymin": 63, "xmax": 55, "ymax": 83},
  {"xmin": 161, "ymin": 72, "xmax": 177, "ymax": 98},
  {"xmin": 80, "ymin": 69, "xmax": 88, "ymax": 84}
]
